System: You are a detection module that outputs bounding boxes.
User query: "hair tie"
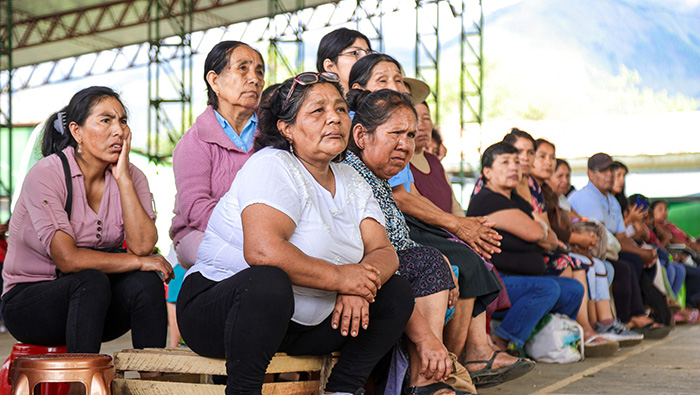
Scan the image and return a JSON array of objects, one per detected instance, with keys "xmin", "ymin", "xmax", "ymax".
[{"xmin": 53, "ymin": 112, "xmax": 66, "ymax": 135}]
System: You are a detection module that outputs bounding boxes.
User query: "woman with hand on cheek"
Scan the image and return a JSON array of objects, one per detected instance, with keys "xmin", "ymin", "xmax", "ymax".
[{"xmin": 2, "ymin": 86, "xmax": 172, "ymax": 354}]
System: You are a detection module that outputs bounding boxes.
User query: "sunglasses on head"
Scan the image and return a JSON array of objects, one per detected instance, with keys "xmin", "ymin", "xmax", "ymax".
[{"xmin": 283, "ymin": 72, "xmax": 341, "ymax": 109}]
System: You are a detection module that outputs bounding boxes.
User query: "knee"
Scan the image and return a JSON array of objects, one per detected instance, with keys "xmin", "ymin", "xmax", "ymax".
[
  {"xmin": 374, "ymin": 275, "xmax": 415, "ymax": 323},
  {"xmin": 70, "ymin": 269, "xmax": 111, "ymax": 300},
  {"xmin": 533, "ymin": 279, "xmax": 561, "ymax": 302},
  {"xmin": 560, "ymin": 277, "xmax": 584, "ymax": 304},
  {"xmin": 125, "ymin": 271, "xmax": 166, "ymax": 302},
  {"xmin": 238, "ymin": 266, "xmax": 293, "ymax": 310}
]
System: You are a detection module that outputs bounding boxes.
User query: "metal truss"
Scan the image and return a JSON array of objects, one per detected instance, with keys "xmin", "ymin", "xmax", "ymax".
[
  {"xmin": 415, "ymin": 0, "xmax": 440, "ymax": 123},
  {"xmin": 144, "ymin": 0, "xmax": 194, "ymax": 162},
  {"xmin": 0, "ymin": 0, "xmax": 483, "ymax": 182},
  {"xmin": 456, "ymin": 0, "xmax": 483, "ymax": 181},
  {"xmin": 0, "ymin": 0, "xmax": 12, "ymax": 206}
]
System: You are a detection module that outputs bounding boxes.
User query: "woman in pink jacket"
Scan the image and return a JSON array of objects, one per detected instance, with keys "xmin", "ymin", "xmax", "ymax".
[{"xmin": 170, "ymin": 41, "xmax": 265, "ymax": 268}]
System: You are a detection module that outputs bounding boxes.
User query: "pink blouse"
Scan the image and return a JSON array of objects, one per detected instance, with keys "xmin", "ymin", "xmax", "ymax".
[{"xmin": 2, "ymin": 146, "xmax": 155, "ymax": 296}]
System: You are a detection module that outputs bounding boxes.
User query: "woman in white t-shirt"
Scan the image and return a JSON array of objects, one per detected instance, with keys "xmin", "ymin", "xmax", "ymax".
[{"xmin": 176, "ymin": 72, "xmax": 414, "ymax": 395}]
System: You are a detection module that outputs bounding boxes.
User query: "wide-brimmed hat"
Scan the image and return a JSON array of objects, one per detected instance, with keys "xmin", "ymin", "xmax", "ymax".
[{"xmin": 403, "ymin": 77, "xmax": 431, "ymax": 105}]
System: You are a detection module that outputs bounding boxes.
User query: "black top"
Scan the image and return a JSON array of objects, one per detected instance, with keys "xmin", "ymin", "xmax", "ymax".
[{"xmin": 467, "ymin": 186, "xmax": 545, "ymax": 275}]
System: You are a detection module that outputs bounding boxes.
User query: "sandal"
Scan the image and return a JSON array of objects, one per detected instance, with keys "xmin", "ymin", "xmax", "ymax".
[
  {"xmin": 583, "ymin": 335, "xmax": 619, "ymax": 358},
  {"xmin": 404, "ymin": 382, "xmax": 474, "ymax": 395},
  {"xmin": 631, "ymin": 323, "xmax": 671, "ymax": 339},
  {"xmin": 464, "ymin": 350, "xmax": 535, "ymax": 387}
]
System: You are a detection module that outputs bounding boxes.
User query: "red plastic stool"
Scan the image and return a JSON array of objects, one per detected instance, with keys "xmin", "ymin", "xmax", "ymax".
[{"xmin": 0, "ymin": 343, "xmax": 69, "ymax": 395}]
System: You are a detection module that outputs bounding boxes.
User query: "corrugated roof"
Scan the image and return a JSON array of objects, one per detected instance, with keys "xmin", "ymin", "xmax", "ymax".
[{"xmin": 3, "ymin": 0, "xmax": 335, "ymax": 69}]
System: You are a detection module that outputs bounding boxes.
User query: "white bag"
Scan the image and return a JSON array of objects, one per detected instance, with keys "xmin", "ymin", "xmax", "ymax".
[{"xmin": 524, "ymin": 313, "xmax": 584, "ymax": 364}]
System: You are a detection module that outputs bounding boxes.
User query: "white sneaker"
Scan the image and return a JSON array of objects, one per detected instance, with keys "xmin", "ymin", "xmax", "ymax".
[{"xmin": 596, "ymin": 320, "xmax": 643, "ymax": 346}]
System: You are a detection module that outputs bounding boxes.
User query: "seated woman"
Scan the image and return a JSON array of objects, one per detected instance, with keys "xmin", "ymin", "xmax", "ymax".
[
  {"xmin": 317, "ymin": 27, "xmax": 374, "ymax": 93},
  {"xmin": 398, "ymin": 100, "xmax": 513, "ymax": 362},
  {"xmin": 651, "ymin": 200, "xmax": 700, "ymax": 257},
  {"xmin": 533, "ymin": 139, "xmax": 641, "ymax": 348},
  {"xmin": 176, "ymin": 72, "xmax": 414, "ymax": 395},
  {"xmin": 549, "ymin": 159, "xmax": 645, "ymax": 342},
  {"xmin": 647, "ymin": 200, "xmax": 700, "ymax": 319},
  {"xmin": 467, "ymin": 142, "xmax": 585, "ymax": 353},
  {"xmin": 343, "ymin": 88, "xmax": 533, "ymax": 391},
  {"xmin": 347, "ymin": 54, "xmax": 508, "ymax": 373},
  {"xmin": 2, "ymin": 86, "xmax": 173, "ymax": 354},
  {"xmin": 170, "ymin": 41, "xmax": 265, "ymax": 269}
]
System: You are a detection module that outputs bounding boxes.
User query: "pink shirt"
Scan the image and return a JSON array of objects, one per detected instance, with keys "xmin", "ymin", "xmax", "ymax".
[
  {"xmin": 169, "ymin": 106, "xmax": 254, "ymax": 246},
  {"xmin": 2, "ymin": 146, "xmax": 155, "ymax": 295}
]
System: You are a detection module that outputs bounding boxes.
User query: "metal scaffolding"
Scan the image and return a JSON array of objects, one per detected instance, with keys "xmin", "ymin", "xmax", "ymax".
[
  {"xmin": 0, "ymin": 0, "xmax": 12, "ymax": 210},
  {"xmin": 145, "ymin": 0, "xmax": 194, "ymax": 162},
  {"xmin": 415, "ymin": 0, "xmax": 440, "ymax": 123},
  {"xmin": 0, "ymin": 0, "xmax": 484, "ymax": 201}
]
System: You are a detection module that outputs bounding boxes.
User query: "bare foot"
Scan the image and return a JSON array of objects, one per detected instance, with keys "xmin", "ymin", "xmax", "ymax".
[
  {"xmin": 463, "ymin": 347, "xmax": 520, "ymax": 372},
  {"xmin": 628, "ymin": 315, "xmax": 654, "ymax": 329}
]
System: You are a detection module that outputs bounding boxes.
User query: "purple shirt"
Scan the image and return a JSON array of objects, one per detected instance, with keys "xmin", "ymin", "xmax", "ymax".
[
  {"xmin": 410, "ymin": 152, "xmax": 453, "ymax": 213},
  {"xmin": 2, "ymin": 146, "xmax": 155, "ymax": 295},
  {"xmin": 169, "ymin": 106, "xmax": 255, "ymax": 246}
]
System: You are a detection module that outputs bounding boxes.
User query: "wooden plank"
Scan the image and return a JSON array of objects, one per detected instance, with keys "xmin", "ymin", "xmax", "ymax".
[
  {"xmin": 113, "ymin": 378, "xmax": 224, "ymax": 395},
  {"xmin": 262, "ymin": 380, "xmax": 321, "ymax": 395},
  {"xmin": 112, "ymin": 379, "xmax": 321, "ymax": 395},
  {"xmin": 115, "ymin": 351, "xmax": 327, "ymax": 375},
  {"xmin": 114, "ymin": 352, "xmax": 226, "ymax": 375},
  {"xmin": 266, "ymin": 355, "xmax": 325, "ymax": 374}
]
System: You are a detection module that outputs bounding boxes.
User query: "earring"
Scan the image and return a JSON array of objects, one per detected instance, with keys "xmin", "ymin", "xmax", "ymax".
[
  {"xmin": 290, "ymin": 143, "xmax": 295, "ymax": 155},
  {"xmin": 77, "ymin": 144, "xmax": 82, "ymax": 154}
]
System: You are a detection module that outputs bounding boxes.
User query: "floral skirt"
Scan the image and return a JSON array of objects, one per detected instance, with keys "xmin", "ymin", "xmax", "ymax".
[{"xmin": 397, "ymin": 246, "xmax": 455, "ymax": 298}]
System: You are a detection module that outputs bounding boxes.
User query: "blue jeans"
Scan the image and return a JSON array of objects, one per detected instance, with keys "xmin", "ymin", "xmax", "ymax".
[{"xmin": 492, "ymin": 275, "xmax": 584, "ymax": 348}]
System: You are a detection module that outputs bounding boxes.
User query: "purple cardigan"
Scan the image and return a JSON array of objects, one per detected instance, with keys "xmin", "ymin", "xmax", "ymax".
[{"xmin": 170, "ymin": 106, "xmax": 254, "ymax": 246}]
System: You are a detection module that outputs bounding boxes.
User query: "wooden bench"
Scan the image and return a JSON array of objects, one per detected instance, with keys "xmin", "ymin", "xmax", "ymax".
[{"xmin": 113, "ymin": 347, "xmax": 338, "ymax": 394}]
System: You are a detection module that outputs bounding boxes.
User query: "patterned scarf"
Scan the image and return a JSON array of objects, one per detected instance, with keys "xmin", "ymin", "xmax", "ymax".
[{"xmin": 343, "ymin": 152, "xmax": 417, "ymax": 252}]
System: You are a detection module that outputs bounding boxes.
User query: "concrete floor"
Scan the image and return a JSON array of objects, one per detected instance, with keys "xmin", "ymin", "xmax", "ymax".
[
  {"xmin": 480, "ymin": 324, "xmax": 700, "ymax": 395},
  {"xmin": 1, "ymin": 325, "xmax": 698, "ymax": 394}
]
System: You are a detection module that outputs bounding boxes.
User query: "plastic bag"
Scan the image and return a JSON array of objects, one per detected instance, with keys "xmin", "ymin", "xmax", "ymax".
[{"xmin": 524, "ymin": 313, "xmax": 584, "ymax": 363}]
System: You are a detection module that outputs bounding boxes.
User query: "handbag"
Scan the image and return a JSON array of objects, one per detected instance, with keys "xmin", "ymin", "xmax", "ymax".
[{"xmin": 524, "ymin": 313, "xmax": 584, "ymax": 363}]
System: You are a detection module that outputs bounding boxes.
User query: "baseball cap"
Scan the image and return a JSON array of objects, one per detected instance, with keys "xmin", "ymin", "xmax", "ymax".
[{"xmin": 588, "ymin": 153, "xmax": 615, "ymax": 171}]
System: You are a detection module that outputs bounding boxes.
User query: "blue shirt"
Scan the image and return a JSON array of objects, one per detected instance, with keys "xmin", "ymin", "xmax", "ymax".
[
  {"xmin": 388, "ymin": 164, "xmax": 413, "ymax": 193},
  {"xmin": 568, "ymin": 181, "xmax": 625, "ymax": 234},
  {"xmin": 214, "ymin": 110, "xmax": 257, "ymax": 152}
]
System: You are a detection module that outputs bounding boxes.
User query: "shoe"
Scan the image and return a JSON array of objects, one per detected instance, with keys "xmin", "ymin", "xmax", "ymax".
[
  {"xmin": 595, "ymin": 319, "xmax": 644, "ymax": 347},
  {"xmin": 583, "ymin": 335, "xmax": 619, "ymax": 358},
  {"xmin": 631, "ymin": 324, "xmax": 671, "ymax": 339}
]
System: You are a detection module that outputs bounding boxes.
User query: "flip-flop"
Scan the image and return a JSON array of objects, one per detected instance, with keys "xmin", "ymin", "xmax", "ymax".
[
  {"xmin": 464, "ymin": 350, "xmax": 535, "ymax": 387},
  {"xmin": 404, "ymin": 382, "xmax": 474, "ymax": 395},
  {"xmin": 631, "ymin": 324, "xmax": 671, "ymax": 339},
  {"xmin": 583, "ymin": 335, "xmax": 619, "ymax": 358}
]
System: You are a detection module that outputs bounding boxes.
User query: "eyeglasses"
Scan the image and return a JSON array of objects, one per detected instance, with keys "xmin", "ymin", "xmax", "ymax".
[
  {"xmin": 337, "ymin": 48, "xmax": 374, "ymax": 60},
  {"xmin": 283, "ymin": 72, "xmax": 341, "ymax": 109}
]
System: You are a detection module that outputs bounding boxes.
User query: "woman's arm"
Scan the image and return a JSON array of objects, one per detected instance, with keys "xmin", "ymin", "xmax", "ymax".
[
  {"xmin": 487, "ymin": 208, "xmax": 546, "ymax": 243},
  {"xmin": 533, "ymin": 211, "xmax": 559, "ymax": 251},
  {"xmin": 241, "ymin": 203, "xmax": 384, "ymax": 302},
  {"xmin": 111, "ymin": 130, "xmax": 157, "ymax": 256},
  {"xmin": 403, "ymin": 309, "xmax": 452, "ymax": 381},
  {"xmin": 50, "ymin": 231, "xmax": 174, "ymax": 281},
  {"xmin": 172, "ymin": 136, "xmax": 219, "ymax": 232},
  {"xmin": 392, "ymin": 184, "xmax": 502, "ymax": 259}
]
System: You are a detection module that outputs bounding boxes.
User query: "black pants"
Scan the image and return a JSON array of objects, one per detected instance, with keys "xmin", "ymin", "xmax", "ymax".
[
  {"xmin": 1, "ymin": 269, "xmax": 167, "ymax": 353},
  {"xmin": 177, "ymin": 267, "xmax": 414, "ymax": 395},
  {"xmin": 610, "ymin": 257, "xmax": 646, "ymax": 323}
]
